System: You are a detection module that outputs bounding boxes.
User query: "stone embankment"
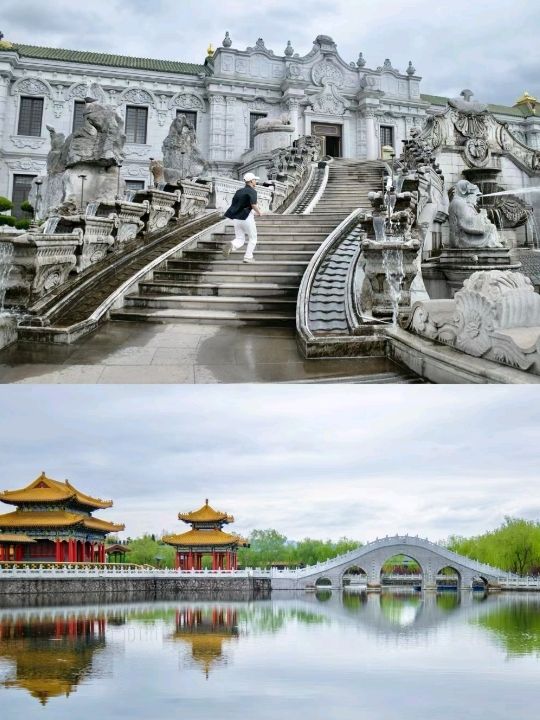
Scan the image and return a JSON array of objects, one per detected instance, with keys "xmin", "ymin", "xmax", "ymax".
[{"xmin": 0, "ymin": 576, "xmax": 271, "ymax": 604}]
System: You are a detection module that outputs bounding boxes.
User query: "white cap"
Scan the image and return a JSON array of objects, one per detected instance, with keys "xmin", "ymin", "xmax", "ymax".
[{"xmin": 243, "ymin": 172, "xmax": 260, "ymax": 183}]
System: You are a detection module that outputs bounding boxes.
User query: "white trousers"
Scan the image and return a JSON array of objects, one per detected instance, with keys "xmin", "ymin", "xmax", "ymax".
[{"xmin": 231, "ymin": 212, "xmax": 257, "ymax": 259}]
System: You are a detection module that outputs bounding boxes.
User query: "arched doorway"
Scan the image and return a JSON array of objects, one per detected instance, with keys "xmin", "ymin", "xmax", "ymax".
[
  {"xmin": 380, "ymin": 554, "xmax": 423, "ymax": 590},
  {"xmin": 436, "ymin": 566, "xmax": 461, "ymax": 592}
]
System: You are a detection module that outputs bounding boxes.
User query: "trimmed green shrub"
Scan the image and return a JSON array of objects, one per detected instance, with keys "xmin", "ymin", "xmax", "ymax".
[
  {"xmin": 20, "ymin": 200, "xmax": 34, "ymax": 215},
  {"xmin": 15, "ymin": 219, "xmax": 31, "ymax": 230},
  {"xmin": 0, "ymin": 197, "xmax": 13, "ymax": 213},
  {"xmin": 0, "ymin": 216, "xmax": 17, "ymax": 227}
]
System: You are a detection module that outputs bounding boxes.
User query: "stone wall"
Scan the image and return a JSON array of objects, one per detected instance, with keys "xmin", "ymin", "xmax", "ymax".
[{"xmin": 0, "ymin": 576, "xmax": 271, "ymax": 602}]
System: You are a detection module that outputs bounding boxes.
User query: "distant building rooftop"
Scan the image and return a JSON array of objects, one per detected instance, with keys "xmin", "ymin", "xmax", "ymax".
[{"xmin": 421, "ymin": 93, "xmax": 534, "ymax": 117}]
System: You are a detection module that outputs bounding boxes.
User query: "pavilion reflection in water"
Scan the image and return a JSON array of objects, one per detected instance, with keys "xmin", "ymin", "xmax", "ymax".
[
  {"xmin": 0, "ymin": 613, "xmax": 107, "ymax": 705},
  {"xmin": 172, "ymin": 607, "xmax": 239, "ymax": 678}
]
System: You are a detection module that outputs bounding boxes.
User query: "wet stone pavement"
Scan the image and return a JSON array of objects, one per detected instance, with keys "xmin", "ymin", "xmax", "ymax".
[{"xmin": 0, "ymin": 321, "xmax": 402, "ymax": 384}]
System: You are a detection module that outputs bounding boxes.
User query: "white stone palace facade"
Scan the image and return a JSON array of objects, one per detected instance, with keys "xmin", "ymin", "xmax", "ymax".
[{"xmin": 1, "ymin": 32, "xmax": 539, "ymax": 215}]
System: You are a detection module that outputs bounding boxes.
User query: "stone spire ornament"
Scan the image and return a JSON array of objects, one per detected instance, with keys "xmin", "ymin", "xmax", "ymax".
[
  {"xmin": 285, "ymin": 40, "xmax": 294, "ymax": 57},
  {"xmin": 222, "ymin": 31, "xmax": 232, "ymax": 48},
  {"xmin": 407, "ymin": 61, "xmax": 416, "ymax": 76},
  {"xmin": 357, "ymin": 52, "xmax": 366, "ymax": 68}
]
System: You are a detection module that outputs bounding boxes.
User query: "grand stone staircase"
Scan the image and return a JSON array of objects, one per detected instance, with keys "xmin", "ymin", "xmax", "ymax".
[{"xmin": 111, "ymin": 160, "xmax": 385, "ymax": 326}]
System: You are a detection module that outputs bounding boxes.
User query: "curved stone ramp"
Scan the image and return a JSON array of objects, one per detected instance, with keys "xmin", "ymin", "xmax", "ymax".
[
  {"xmin": 17, "ymin": 213, "xmax": 222, "ymax": 344},
  {"xmin": 271, "ymin": 535, "xmax": 516, "ymax": 590}
]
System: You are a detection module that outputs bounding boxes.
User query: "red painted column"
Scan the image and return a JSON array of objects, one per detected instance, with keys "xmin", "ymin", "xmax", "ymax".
[{"xmin": 188, "ymin": 551, "xmax": 193, "ymax": 570}]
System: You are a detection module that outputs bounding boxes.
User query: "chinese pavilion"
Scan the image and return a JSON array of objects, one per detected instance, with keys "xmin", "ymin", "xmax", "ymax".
[
  {"xmin": 163, "ymin": 500, "xmax": 248, "ymax": 571},
  {"xmin": 0, "ymin": 472, "xmax": 124, "ymax": 563}
]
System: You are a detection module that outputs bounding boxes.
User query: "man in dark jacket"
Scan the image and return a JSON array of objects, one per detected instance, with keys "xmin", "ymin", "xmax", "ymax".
[{"xmin": 224, "ymin": 172, "xmax": 262, "ymax": 263}]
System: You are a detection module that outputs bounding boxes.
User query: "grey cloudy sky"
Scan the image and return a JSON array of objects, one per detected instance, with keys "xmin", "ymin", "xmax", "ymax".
[
  {"xmin": 1, "ymin": 0, "xmax": 539, "ymax": 105},
  {"xmin": 0, "ymin": 386, "xmax": 538, "ymax": 544}
]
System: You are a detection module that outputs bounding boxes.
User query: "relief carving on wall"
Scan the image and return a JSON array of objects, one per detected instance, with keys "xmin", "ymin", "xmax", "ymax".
[
  {"xmin": 168, "ymin": 93, "xmax": 206, "ymax": 112},
  {"xmin": 312, "ymin": 60, "xmax": 344, "ymax": 89},
  {"xmin": 121, "ymin": 88, "xmax": 155, "ymax": 107},
  {"xmin": 11, "ymin": 78, "xmax": 51, "ymax": 97}
]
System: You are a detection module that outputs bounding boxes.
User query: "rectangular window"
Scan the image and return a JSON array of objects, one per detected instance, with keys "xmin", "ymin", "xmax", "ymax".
[
  {"xmin": 176, "ymin": 110, "xmax": 197, "ymax": 133},
  {"xmin": 380, "ymin": 125, "xmax": 395, "ymax": 149},
  {"xmin": 125, "ymin": 106, "xmax": 148, "ymax": 144},
  {"xmin": 73, "ymin": 100, "xmax": 86, "ymax": 131},
  {"xmin": 17, "ymin": 97, "xmax": 44, "ymax": 137},
  {"xmin": 12, "ymin": 174, "xmax": 37, "ymax": 218},
  {"xmin": 125, "ymin": 180, "xmax": 145, "ymax": 191},
  {"xmin": 250, "ymin": 113, "xmax": 267, "ymax": 148}
]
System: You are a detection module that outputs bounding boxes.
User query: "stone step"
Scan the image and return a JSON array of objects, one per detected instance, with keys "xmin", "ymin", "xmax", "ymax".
[
  {"xmin": 166, "ymin": 259, "xmax": 310, "ymax": 273},
  {"xmin": 182, "ymin": 249, "xmax": 317, "ymax": 262},
  {"xmin": 124, "ymin": 294, "xmax": 297, "ymax": 313},
  {"xmin": 110, "ymin": 307, "xmax": 295, "ymax": 326},
  {"xmin": 292, "ymin": 371, "xmax": 424, "ymax": 384},
  {"xmin": 218, "ymin": 230, "xmax": 331, "ymax": 240},
  {"xmin": 138, "ymin": 281, "xmax": 299, "ymax": 298},
  {"xmin": 154, "ymin": 269, "xmax": 304, "ymax": 284},
  {"xmin": 196, "ymin": 240, "xmax": 322, "ymax": 252}
]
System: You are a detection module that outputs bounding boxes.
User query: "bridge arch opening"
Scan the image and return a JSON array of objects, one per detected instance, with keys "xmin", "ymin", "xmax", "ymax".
[
  {"xmin": 342, "ymin": 566, "xmax": 367, "ymax": 588},
  {"xmin": 315, "ymin": 577, "xmax": 333, "ymax": 587},
  {"xmin": 436, "ymin": 566, "xmax": 462, "ymax": 592},
  {"xmin": 380, "ymin": 553, "xmax": 423, "ymax": 590},
  {"xmin": 472, "ymin": 575, "xmax": 490, "ymax": 592}
]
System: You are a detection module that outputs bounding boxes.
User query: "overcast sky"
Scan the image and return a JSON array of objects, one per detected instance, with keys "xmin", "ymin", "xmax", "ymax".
[
  {"xmin": 1, "ymin": 0, "xmax": 539, "ymax": 105},
  {"xmin": 0, "ymin": 385, "xmax": 538, "ymax": 544}
]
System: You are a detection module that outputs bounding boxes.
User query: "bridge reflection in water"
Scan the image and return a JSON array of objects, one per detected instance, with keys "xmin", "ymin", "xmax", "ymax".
[{"xmin": 1, "ymin": 592, "xmax": 540, "ymax": 716}]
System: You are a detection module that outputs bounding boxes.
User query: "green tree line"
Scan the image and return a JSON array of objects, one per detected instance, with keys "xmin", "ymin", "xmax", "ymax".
[{"xmin": 446, "ymin": 517, "xmax": 540, "ymax": 576}]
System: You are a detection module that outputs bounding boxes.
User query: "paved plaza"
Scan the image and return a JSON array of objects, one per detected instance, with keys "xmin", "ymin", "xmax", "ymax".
[{"xmin": 0, "ymin": 322, "xmax": 403, "ymax": 384}]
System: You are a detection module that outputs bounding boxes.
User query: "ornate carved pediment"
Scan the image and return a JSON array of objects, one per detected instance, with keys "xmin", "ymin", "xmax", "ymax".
[
  {"xmin": 308, "ymin": 82, "xmax": 347, "ymax": 116},
  {"xmin": 312, "ymin": 59, "xmax": 344, "ymax": 89},
  {"xmin": 11, "ymin": 77, "xmax": 52, "ymax": 97},
  {"xmin": 168, "ymin": 93, "xmax": 206, "ymax": 112},
  {"xmin": 121, "ymin": 88, "xmax": 156, "ymax": 107},
  {"xmin": 66, "ymin": 82, "xmax": 106, "ymax": 103}
]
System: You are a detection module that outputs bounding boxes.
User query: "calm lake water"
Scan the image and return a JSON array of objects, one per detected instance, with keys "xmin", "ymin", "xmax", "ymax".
[{"xmin": 1, "ymin": 590, "xmax": 539, "ymax": 720}]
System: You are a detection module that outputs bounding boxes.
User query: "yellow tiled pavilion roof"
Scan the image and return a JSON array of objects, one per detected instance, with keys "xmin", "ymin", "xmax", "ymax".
[
  {"xmin": 178, "ymin": 500, "xmax": 234, "ymax": 525},
  {"xmin": 0, "ymin": 473, "xmax": 113, "ymax": 510},
  {"xmin": 0, "ymin": 533, "xmax": 36, "ymax": 543},
  {"xmin": 0, "ymin": 510, "xmax": 124, "ymax": 533},
  {"xmin": 163, "ymin": 528, "xmax": 248, "ymax": 548}
]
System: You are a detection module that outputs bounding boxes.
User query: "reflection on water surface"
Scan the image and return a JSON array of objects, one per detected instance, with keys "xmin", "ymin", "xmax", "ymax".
[{"xmin": 0, "ymin": 591, "xmax": 539, "ymax": 720}]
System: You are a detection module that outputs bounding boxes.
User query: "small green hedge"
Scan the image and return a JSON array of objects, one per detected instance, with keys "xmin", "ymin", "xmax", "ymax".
[
  {"xmin": 0, "ymin": 197, "xmax": 13, "ymax": 213},
  {"xmin": 20, "ymin": 200, "xmax": 34, "ymax": 215},
  {"xmin": 15, "ymin": 219, "xmax": 31, "ymax": 230},
  {"xmin": 0, "ymin": 216, "xmax": 17, "ymax": 227}
]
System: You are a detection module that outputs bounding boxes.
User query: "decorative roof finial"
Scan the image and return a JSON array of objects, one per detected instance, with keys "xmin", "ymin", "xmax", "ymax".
[
  {"xmin": 222, "ymin": 31, "xmax": 232, "ymax": 48},
  {"xmin": 357, "ymin": 52, "xmax": 366, "ymax": 68},
  {"xmin": 285, "ymin": 40, "xmax": 294, "ymax": 57},
  {"xmin": 205, "ymin": 498, "xmax": 209, "ymax": 506},
  {"xmin": 460, "ymin": 89, "xmax": 474, "ymax": 102},
  {"xmin": 0, "ymin": 32, "xmax": 13, "ymax": 50},
  {"xmin": 206, "ymin": 43, "xmax": 215, "ymax": 58},
  {"xmin": 255, "ymin": 38, "xmax": 266, "ymax": 50},
  {"xmin": 407, "ymin": 61, "xmax": 416, "ymax": 76}
]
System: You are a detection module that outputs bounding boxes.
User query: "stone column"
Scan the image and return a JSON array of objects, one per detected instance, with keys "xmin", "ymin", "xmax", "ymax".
[
  {"xmin": 365, "ymin": 110, "xmax": 378, "ymax": 161},
  {"xmin": 285, "ymin": 98, "xmax": 301, "ymax": 141},
  {"xmin": 208, "ymin": 95, "xmax": 226, "ymax": 162},
  {"xmin": 225, "ymin": 96, "xmax": 236, "ymax": 161}
]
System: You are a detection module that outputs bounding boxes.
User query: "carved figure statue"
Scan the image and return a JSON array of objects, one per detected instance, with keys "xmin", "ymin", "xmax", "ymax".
[
  {"xmin": 448, "ymin": 180, "xmax": 503, "ymax": 249},
  {"xmin": 162, "ymin": 114, "xmax": 208, "ymax": 183},
  {"xmin": 149, "ymin": 159, "xmax": 165, "ymax": 186},
  {"xmin": 65, "ymin": 97, "xmax": 126, "ymax": 168},
  {"xmin": 45, "ymin": 125, "xmax": 67, "ymax": 174},
  {"xmin": 254, "ymin": 115, "xmax": 293, "ymax": 132}
]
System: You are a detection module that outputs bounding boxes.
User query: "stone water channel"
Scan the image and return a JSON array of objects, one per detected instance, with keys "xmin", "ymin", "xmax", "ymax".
[{"xmin": 0, "ymin": 590, "xmax": 539, "ymax": 719}]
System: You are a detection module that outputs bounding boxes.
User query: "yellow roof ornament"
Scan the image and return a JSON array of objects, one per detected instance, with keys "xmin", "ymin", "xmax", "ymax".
[
  {"xmin": 514, "ymin": 91, "xmax": 538, "ymax": 114},
  {"xmin": 207, "ymin": 43, "xmax": 215, "ymax": 58},
  {"xmin": 0, "ymin": 31, "xmax": 13, "ymax": 50}
]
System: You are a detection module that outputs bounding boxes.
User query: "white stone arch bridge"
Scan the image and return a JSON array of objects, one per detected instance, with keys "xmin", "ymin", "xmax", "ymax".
[{"xmin": 270, "ymin": 536, "xmax": 516, "ymax": 590}]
